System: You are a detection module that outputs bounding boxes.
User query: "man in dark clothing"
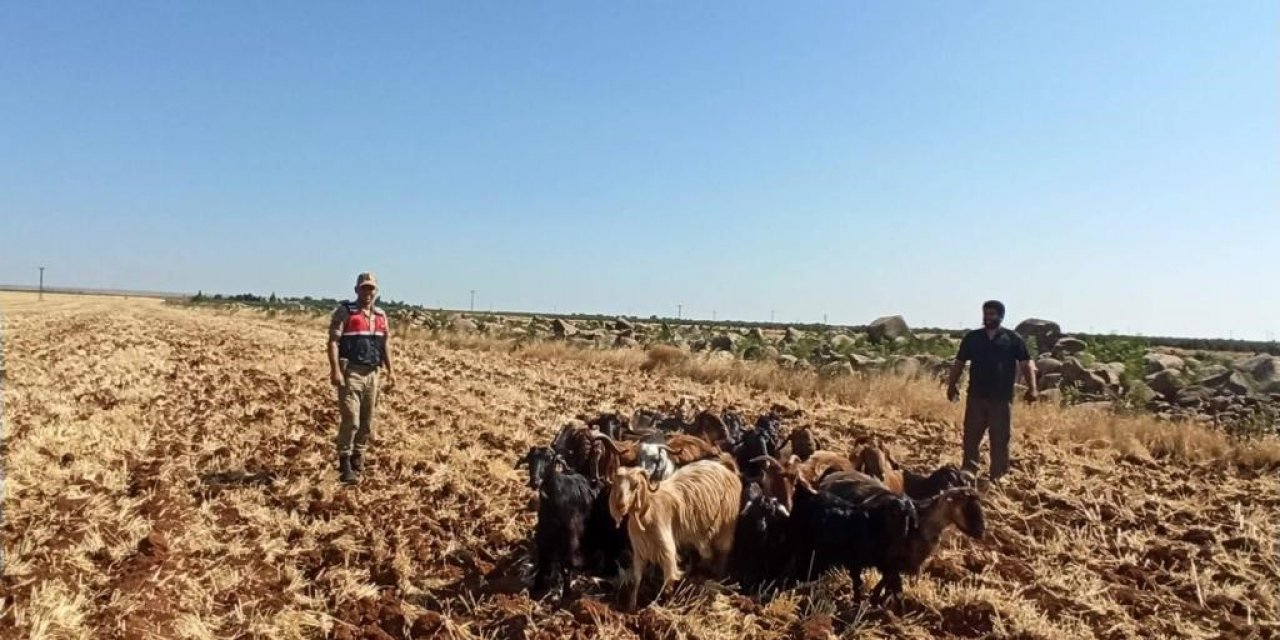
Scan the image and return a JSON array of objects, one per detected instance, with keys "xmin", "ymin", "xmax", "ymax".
[{"xmin": 947, "ymin": 300, "xmax": 1036, "ymax": 480}]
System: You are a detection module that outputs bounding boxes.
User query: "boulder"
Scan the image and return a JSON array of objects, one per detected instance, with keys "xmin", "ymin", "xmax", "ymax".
[
  {"xmin": 1220, "ymin": 371, "xmax": 1253, "ymax": 397},
  {"xmin": 1036, "ymin": 356, "xmax": 1063, "ymax": 376},
  {"xmin": 783, "ymin": 327, "xmax": 803, "ymax": 344},
  {"xmin": 1014, "ymin": 318, "xmax": 1062, "ymax": 355},
  {"xmin": 448, "ymin": 314, "xmax": 477, "ymax": 333},
  {"xmin": 1053, "ymin": 337, "xmax": 1088, "ymax": 358},
  {"xmin": 777, "ymin": 354, "xmax": 799, "ymax": 368},
  {"xmin": 1194, "ymin": 363, "xmax": 1228, "ymax": 381},
  {"xmin": 1145, "ymin": 370, "xmax": 1183, "ymax": 398},
  {"xmin": 614, "ymin": 317, "xmax": 634, "ymax": 331},
  {"xmin": 710, "ymin": 334, "xmax": 738, "ymax": 352},
  {"xmin": 708, "ymin": 350, "xmax": 736, "ymax": 362},
  {"xmin": 551, "ymin": 318, "xmax": 578, "ymax": 338},
  {"xmin": 892, "ymin": 357, "xmax": 921, "ymax": 378},
  {"xmin": 1039, "ymin": 388, "xmax": 1063, "ymax": 405},
  {"xmin": 1234, "ymin": 354, "xmax": 1280, "ymax": 392},
  {"xmin": 867, "ymin": 315, "xmax": 912, "ymax": 343},
  {"xmin": 747, "ymin": 327, "xmax": 765, "ymax": 341},
  {"xmin": 1061, "ymin": 357, "xmax": 1108, "ymax": 394},
  {"xmin": 1040, "ymin": 373, "xmax": 1064, "ymax": 389},
  {"xmin": 1175, "ymin": 385, "xmax": 1213, "ymax": 407},
  {"xmin": 1143, "ymin": 353, "xmax": 1185, "ymax": 375},
  {"xmin": 849, "ymin": 353, "xmax": 885, "ymax": 371},
  {"xmin": 821, "ymin": 361, "xmax": 855, "ymax": 377},
  {"xmin": 614, "ymin": 335, "xmax": 640, "ymax": 349},
  {"xmin": 762, "ymin": 346, "xmax": 780, "ymax": 361},
  {"xmin": 831, "ymin": 334, "xmax": 856, "ymax": 351},
  {"xmin": 1096, "ymin": 362, "xmax": 1127, "ymax": 388},
  {"xmin": 1126, "ymin": 381, "xmax": 1157, "ymax": 404}
]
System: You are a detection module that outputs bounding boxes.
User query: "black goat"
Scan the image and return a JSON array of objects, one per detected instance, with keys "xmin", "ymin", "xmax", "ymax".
[
  {"xmin": 787, "ymin": 481, "xmax": 917, "ymax": 597},
  {"xmin": 902, "ymin": 464, "xmax": 976, "ymax": 500},
  {"xmin": 730, "ymin": 482, "xmax": 791, "ymax": 592},
  {"xmin": 584, "ymin": 413, "xmax": 626, "ymax": 441},
  {"xmin": 515, "ymin": 446, "xmax": 597, "ymax": 597},
  {"xmin": 721, "ymin": 410, "xmax": 746, "ymax": 446},
  {"xmin": 734, "ymin": 425, "xmax": 781, "ymax": 477}
]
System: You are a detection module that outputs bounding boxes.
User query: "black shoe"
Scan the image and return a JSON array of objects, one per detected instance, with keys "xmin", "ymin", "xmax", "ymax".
[
  {"xmin": 339, "ymin": 455, "xmax": 358, "ymax": 484},
  {"xmin": 350, "ymin": 452, "xmax": 364, "ymax": 475}
]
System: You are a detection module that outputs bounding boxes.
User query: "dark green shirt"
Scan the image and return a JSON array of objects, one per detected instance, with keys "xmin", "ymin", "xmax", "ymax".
[{"xmin": 957, "ymin": 328, "xmax": 1030, "ymax": 402}]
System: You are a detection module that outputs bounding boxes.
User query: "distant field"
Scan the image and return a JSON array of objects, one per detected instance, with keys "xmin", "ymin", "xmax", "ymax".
[{"xmin": 2, "ymin": 293, "xmax": 1278, "ymax": 639}]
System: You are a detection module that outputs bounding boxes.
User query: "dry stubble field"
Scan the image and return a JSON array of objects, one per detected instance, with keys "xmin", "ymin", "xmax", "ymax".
[{"xmin": 2, "ymin": 292, "xmax": 1278, "ymax": 639}]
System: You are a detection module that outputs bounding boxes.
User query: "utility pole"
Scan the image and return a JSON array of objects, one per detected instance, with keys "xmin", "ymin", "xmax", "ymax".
[
  {"xmin": 770, "ymin": 309, "xmax": 775, "ymax": 323},
  {"xmin": 38, "ymin": 266, "xmax": 45, "ymax": 300},
  {"xmin": 470, "ymin": 290, "xmax": 476, "ymax": 312},
  {"xmin": 712, "ymin": 310, "xmax": 717, "ymax": 322},
  {"xmin": 677, "ymin": 304, "xmax": 683, "ymax": 319},
  {"xmin": 823, "ymin": 313, "xmax": 828, "ymax": 325}
]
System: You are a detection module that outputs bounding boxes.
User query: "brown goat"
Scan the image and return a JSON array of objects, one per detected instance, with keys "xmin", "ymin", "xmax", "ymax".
[
  {"xmin": 850, "ymin": 445, "xmax": 905, "ymax": 494},
  {"xmin": 781, "ymin": 426, "xmax": 819, "ymax": 461},
  {"xmin": 817, "ymin": 470, "xmax": 895, "ymax": 503},
  {"xmin": 850, "ymin": 444, "xmax": 975, "ymax": 499},
  {"xmin": 608, "ymin": 461, "xmax": 741, "ymax": 610},
  {"xmin": 663, "ymin": 434, "xmax": 721, "ymax": 466},
  {"xmin": 797, "ymin": 450, "xmax": 856, "ymax": 484},
  {"xmin": 750, "ymin": 454, "xmax": 801, "ymax": 514},
  {"xmin": 685, "ymin": 410, "xmax": 734, "ymax": 451},
  {"xmin": 587, "ymin": 433, "xmax": 640, "ymax": 487}
]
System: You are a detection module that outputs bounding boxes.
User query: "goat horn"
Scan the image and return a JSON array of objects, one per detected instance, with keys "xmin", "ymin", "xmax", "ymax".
[
  {"xmin": 749, "ymin": 455, "xmax": 780, "ymax": 470},
  {"xmin": 590, "ymin": 432, "xmax": 625, "ymax": 454}
]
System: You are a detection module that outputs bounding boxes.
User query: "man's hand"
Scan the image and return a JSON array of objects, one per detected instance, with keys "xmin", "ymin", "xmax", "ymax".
[
  {"xmin": 330, "ymin": 370, "xmax": 344, "ymax": 388},
  {"xmin": 947, "ymin": 384, "xmax": 960, "ymax": 403},
  {"xmin": 384, "ymin": 371, "xmax": 396, "ymax": 390},
  {"xmin": 1023, "ymin": 388, "xmax": 1038, "ymax": 403}
]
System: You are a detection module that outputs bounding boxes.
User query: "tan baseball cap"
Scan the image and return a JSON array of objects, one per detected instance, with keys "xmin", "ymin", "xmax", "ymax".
[{"xmin": 355, "ymin": 272, "xmax": 378, "ymax": 289}]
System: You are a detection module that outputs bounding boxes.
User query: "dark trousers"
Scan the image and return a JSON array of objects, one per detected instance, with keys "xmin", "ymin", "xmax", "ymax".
[{"xmin": 963, "ymin": 396, "xmax": 1012, "ymax": 479}]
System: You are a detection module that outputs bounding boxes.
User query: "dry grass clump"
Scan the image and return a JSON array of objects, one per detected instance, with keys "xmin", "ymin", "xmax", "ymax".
[{"xmin": 2, "ymin": 292, "xmax": 1277, "ymax": 639}]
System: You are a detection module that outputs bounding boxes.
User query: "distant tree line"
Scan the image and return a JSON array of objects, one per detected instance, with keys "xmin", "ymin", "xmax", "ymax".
[{"xmin": 182, "ymin": 292, "xmax": 1278, "ymax": 355}]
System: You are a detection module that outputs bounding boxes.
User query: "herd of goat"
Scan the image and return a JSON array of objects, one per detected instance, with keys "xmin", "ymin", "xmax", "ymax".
[{"xmin": 513, "ymin": 406, "xmax": 986, "ymax": 611}]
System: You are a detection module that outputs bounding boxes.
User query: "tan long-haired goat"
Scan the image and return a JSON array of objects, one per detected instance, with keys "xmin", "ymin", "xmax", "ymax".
[{"xmin": 608, "ymin": 460, "xmax": 741, "ymax": 611}]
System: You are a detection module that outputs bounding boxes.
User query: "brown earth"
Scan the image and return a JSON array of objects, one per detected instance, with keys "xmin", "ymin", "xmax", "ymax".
[{"xmin": 2, "ymin": 292, "xmax": 1278, "ymax": 639}]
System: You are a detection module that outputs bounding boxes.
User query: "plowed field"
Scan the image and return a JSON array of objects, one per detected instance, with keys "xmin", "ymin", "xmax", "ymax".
[{"xmin": 2, "ymin": 293, "xmax": 1277, "ymax": 639}]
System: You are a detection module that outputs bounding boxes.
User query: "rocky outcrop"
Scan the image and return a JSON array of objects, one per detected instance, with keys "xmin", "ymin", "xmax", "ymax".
[
  {"xmin": 710, "ymin": 334, "xmax": 737, "ymax": 352},
  {"xmin": 867, "ymin": 316, "xmax": 911, "ymax": 343},
  {"xmin": 1143, "ymin": 353, "xmax": 1185, "ymax": 375},
  {"xmin": 552, "ymin": 318, "xmax": 578, "ymax": 339},
  {"xmin": 1015, "ymin": 318, "xmax": 1062, "ymax": 355}
]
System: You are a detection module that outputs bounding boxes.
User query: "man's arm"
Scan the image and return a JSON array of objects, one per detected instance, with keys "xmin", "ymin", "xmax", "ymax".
[
  {"xmin": 328, "ymin": 308, "xmax": 345, "ymax": 387},
  {"xmin": 947, "ymin": 333, "xmax": 971, "ymax": 401},
  {"xmin": 946, "ymin": 360, "xmax": 965, "ymax": 401},
  {"xmin": 381, "ymin": 327, "xmax": 396, "ymax": 387},
  {"xmin": 1016, "ymin": 335, "xmax": 1036, "ymax": 400},
  {"xmin": 1020, "ymin": 360, "xmax": 1038, "ymax": 400}
]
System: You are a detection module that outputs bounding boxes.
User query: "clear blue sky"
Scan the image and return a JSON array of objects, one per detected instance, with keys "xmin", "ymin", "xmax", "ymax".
[{"xmin": 2, "ymin": 2, "xmax": 1276, "ymax": 339}]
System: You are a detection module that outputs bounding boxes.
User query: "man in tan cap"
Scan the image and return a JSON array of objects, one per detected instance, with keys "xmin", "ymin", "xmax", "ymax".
[{"xmin": 328, "ymin": 272, "xmax": 396, "ymax": 484}]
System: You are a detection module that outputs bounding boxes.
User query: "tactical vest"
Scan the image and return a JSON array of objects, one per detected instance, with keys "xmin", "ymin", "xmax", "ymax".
[{"xmin": 338, "ymin": 302, "xmax": 388, "ymax": 367}]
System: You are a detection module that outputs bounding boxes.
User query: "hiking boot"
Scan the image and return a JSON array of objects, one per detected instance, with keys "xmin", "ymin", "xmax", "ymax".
[
  {"xmin": 339, "ymin": 455, "xmax": 358, "ymax": 485},
  {"xmin": 350, "ymin": 451, "xmax": 364, "ymax": 475}
]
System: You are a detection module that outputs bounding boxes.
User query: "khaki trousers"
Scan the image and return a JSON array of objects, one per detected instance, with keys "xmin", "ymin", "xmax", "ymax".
[
  {"xmin": 336, "ymin": 363, "xmax": 379, "ymax": 456},
  {"xmin": 963, "ymin": 396, "xmax": 1012, "ymax": 479}
]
